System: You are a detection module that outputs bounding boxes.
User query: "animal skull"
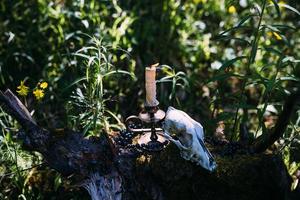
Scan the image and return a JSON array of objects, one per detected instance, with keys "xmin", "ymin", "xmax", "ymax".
[{"xmin": 161, "ymin": 107, "xmax": 217, "ymax": 172}]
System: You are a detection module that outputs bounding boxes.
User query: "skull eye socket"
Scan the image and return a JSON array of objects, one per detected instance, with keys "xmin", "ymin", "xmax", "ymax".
[
  {"xmin": 177, "ymin": 132, "xmax": 183, "ymax": 138},
  {"xmin": 178, "ymin": 133, "xmax": 193, "ymax": 147}
]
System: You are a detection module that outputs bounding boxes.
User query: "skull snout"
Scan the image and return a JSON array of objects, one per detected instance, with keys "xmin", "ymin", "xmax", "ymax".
[{"xmin": 199, "ymin": 142, "xmax": 217, "ymax": 172}]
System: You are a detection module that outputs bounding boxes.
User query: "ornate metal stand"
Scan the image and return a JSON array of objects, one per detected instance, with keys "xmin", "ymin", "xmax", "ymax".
[{"xmin": 125, "ymin": 105, "xmax": 168, "ymax": 152}]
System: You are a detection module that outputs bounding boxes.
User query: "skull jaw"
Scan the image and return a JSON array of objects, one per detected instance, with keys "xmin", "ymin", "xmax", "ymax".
[
  {"xmin": 178, "ymin": 142, "xmax": 217, "ymax": 172},
  {"xmin": 160, "ymin": 131, "xmax": 217, "ymax": 172}
]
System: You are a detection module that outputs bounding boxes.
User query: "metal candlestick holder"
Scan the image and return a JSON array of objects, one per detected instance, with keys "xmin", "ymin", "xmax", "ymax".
[{"xmin": 125, "ymin": 105, "xmax": 169, "ymax": 152}]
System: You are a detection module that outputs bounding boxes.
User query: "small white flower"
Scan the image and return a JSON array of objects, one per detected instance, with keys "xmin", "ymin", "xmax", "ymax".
[{"xmin": 211, "ymin": 61, "xmax": 222, "ymax": 70}]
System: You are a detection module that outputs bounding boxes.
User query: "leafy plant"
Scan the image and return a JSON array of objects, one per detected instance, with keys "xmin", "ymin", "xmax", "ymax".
[
  {"xmin": 0, "ymin": 107, "xmax": 44, "ymax": 199},
  {"xmin": 67, "ymin": 36, "xmax": 135, "ymax": 135},
  {"xmin": 213, "ymin": 0, "xmax": 300, "ymax": 140},
  {"xmin": 157, "ymin": 65, "xmax": 189, "ymax": 106}
]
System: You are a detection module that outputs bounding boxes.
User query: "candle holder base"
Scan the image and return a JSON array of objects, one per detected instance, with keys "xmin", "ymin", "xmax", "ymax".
[
  {"xmin": 138, "ymin": 140, "xmax": 169, "ymax": 152},
  {"xmin": 136, "ymin": 131, "xmax": 169, "ymax": 152},
  {"xmin": 124, "ymin": 105, "xmax": 168, "ymax": 152}
]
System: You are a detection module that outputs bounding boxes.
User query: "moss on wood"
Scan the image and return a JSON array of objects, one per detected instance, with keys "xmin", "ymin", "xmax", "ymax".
[{"xmin": 135, "ymin": 144, "xmax": 294, "ymax": 200}]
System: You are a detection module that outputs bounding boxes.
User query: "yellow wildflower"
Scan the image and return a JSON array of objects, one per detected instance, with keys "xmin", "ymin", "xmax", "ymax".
[
  {"xmin": 40, "ymin": 82, "xmax": 48, "ymax": 89},
  {"xmin": 16, "ymin": 80, "xmax": 29, "ymax": 96},
  {"xmin": 273, "ymin": 32, "xmax": 282, "ymax": 40},
  {"xmin": 193, "ymin": 0, "xmax": 206, "ymax": 3},
  {"xmin": 266, "ymin": 31, "xmax": 273, "ymax": 37},
  {"xmin": 33, "ymin": 89, "xmax": 45, "ymax": 100},
  {"xmin": 228, "ymin": 6, "xmax": 236, "ymax": 14}
]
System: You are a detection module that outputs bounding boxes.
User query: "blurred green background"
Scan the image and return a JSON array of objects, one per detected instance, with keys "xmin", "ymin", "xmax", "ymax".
[{"xmin": 0, "ymin": 0, "xmax": 300, "ymax": 199}]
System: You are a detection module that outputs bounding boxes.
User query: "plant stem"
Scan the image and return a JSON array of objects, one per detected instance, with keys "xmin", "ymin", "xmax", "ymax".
[
  {"xmin": 254, "ymin": 57, "xmax": 281, "ymax": 136},
  {"xmin": 232, "ymin": 0, "xmax": 267, "ymax": 137}
]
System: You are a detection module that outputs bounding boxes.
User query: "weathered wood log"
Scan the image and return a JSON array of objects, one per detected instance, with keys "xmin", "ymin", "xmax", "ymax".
[
  {"xmin": 1, "ymin": 89, "xmax": 299, "ymax": 200},
  {"xmin": 0, "ymin": 89, "xmax": 114, "ymax": 176}
]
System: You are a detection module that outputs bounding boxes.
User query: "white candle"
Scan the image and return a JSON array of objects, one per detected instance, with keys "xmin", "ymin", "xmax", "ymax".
[{"xmin": 145, "ymin": 63, "xmax": 159, "ymax": 107}]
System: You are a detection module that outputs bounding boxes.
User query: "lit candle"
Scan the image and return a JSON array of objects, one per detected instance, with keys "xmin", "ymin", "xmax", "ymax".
[{"xmin": 145, "ymin": 63, "xmax": 159, "ymax": 107}]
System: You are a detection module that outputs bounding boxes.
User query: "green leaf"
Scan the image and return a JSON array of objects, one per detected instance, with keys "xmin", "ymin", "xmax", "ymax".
[
  {"xmin": 63, "ymin": 77, "xmax": 87, "ymax": 92},
  {"xmin": 227, "ymin": 102, "xmax": 257, "ymax": 110},
  {"xmin": 54, "ymin": 175, "xmax": 62, "ymax": 191},
  {"xmin": 271, "ymin": 24, "xmax": 297, "ymax": 31},
  {"xmin": 278, "ymin": 76, "xmax": 300, "ymax": 82},
  {"xmin": 206, "ymin": 73, "xmax": 243, "ymax": 83},
  {"xmin": 219, "ymin": 56, "xmax": 247, "ymax": 70},
  {"xmin": 250, "ymin": 41, "xmax": 258, "ymax": 64},
  {"xmin": 279, "ymin": 3, "xmax": 300, "ymax": 16},
  {"xmin": 236, "ymin": 14, "xmax": 257, "ymax": 27},
  {"xmin": 106, "ymin": 110, "xmax": 121, "ymax": 123},
  {"xmin": 217, "ymin": 26, "xmax": 251, "ymax": 37},
  {"xmin": 83, "ymin": 120, "xmax": 93, "ymax": 135},
  {"xmin": 157, "ymin": 78, "xmax": 173, "ymax": 83},
  {"xmin": 216, "ymin": 112, "xmax": 233, "ymax": 121},
  {"xmin": 13, "ymin": 53, "xmax": 35, "ymax": 64},
  {"xmin": 260, "ymin": 63, "xmax": 276, "ymax": 72},
  {"xmin": 263, "ymin": 47, "xmax": 282, "ymax": 56},
  {"xmin": 282, "ymin": 56, "xmax": 300, "ymax": 63},
  {"xmin": 270, "ymin": 0, "xmax": 281, "ymax": 18},
  {"xmin": 88, "ymin": 56, "xmax": 97, "ymax": 67},
  {"xmin": 261, "ymin": 24, "xmax": 281, "ymax": 33},
  {"xmin": 291, "ymin": 179, "xmax": 299, "ymax": 191},
  {"xmin": 72, "ymin": 52, "xmax": 91, "ymax": 60},
  {"xmin": 103, "ymin": 70, "xmax": 135, "ymax": 79},
  {"xmin": 215, "ymin": 36, "xmax": 251, "ymax": 46},
  {"xmin": 76, "ymin": 46, "xmax": 98, "ymax": 53}
]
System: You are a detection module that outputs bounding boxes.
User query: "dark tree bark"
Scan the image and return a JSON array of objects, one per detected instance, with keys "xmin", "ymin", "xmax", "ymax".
[
  {"xmin": 250, "ymin": 89, "xmax": 300, "ymax": 153},
  {"xmin": 1, "ymin": 89, "xmax": 299, "ymax": 200}
]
